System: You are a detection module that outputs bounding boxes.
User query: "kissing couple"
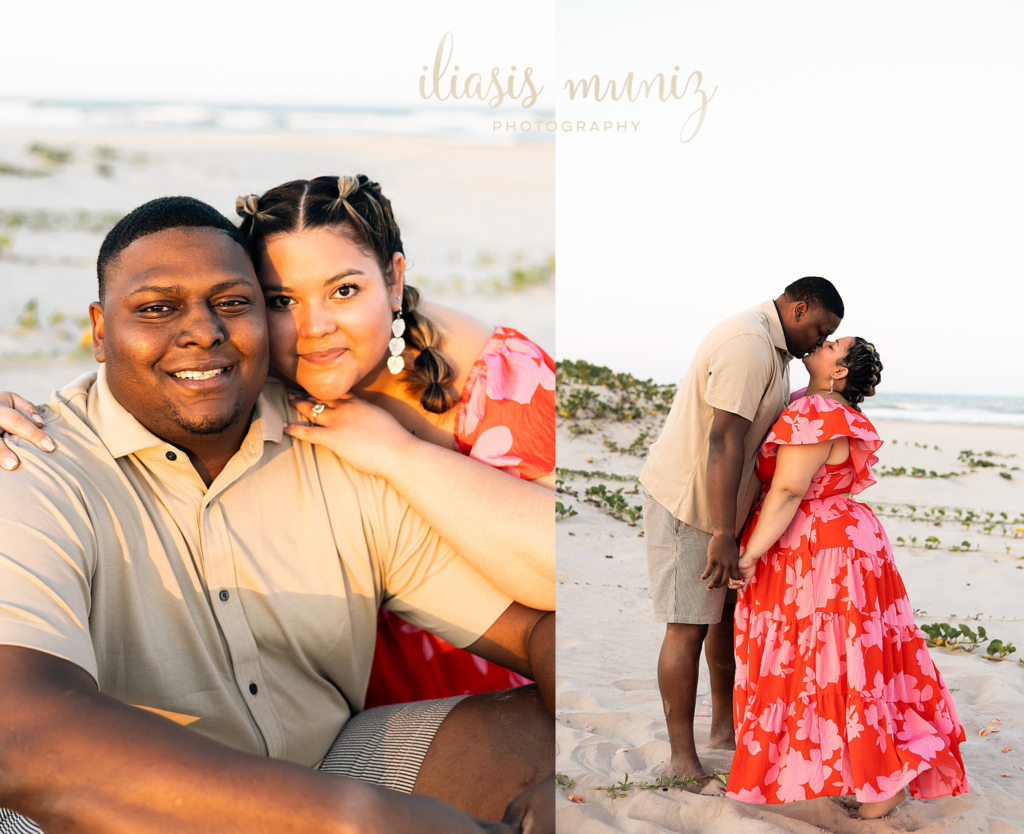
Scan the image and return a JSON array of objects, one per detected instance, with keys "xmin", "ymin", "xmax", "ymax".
[{"xmin": 639, "ymin": 277, "xmax": 968, "ymax": 819}]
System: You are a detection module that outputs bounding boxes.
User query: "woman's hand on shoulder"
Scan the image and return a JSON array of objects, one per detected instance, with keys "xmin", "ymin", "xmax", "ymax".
[
  {"xmin": 284, "ymin": 394, "xmax": 414, "ymax": 478},
  {"xmin": 0, "ymin": 392, "xmax": 55, "ymax": 470}
]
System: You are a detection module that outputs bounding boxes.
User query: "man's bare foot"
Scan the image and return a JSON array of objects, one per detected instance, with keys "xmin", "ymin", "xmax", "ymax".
[
  {"xmin": 856, "ymin": 787, "xmax": 907, "ymax": 819},
  {"xmin": 662, "ymin": 757, "xmax": 713, "ymax": 793}
]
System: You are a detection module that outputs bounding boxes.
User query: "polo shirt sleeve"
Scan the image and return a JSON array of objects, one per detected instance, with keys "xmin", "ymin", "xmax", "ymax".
[
  {"xmin": 704, "ymin": 334, "xmax": 775, "ymax": 422},
  {"xmin": 373, "ymin": 480, "xmax": 513, "ymax": 649},
  {"xmin": 0, "ymin": 439, "xmax": 98, "ymax": 683}
]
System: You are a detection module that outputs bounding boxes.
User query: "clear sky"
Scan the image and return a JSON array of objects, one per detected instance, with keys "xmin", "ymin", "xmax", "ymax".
[
  {"xmin": 1, "ymin": 1, "xmax": 555, "ymax": 110},
  {"xmin": 555, "ymin": 0, "xmax": 1024, "ymax": 396}
]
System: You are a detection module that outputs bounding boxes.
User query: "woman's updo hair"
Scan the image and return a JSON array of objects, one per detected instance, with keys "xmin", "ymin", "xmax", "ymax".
[
  {"xmin": 838, "ymin": 337, "xmax": 883, "ymax": 410},
  {"xmin": 236, "ymin": 175, "xmax": 458, "ymax": 414}
]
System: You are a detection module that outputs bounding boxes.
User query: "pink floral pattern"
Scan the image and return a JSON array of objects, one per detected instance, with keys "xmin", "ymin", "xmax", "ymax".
[
  {"xmin": 455, "ymin": 327, "xmax": 555, "ymax": 479},
  {"xmin": 364, "ymin": 327, "xmax": 554, "ymax": 709},
  {"xmin": 727, "ymin": 396, "xmax": 968, "ymax": 804}
]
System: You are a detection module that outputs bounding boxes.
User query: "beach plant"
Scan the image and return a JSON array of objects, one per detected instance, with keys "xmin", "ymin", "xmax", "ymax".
[
  {"xmin": 603, "ymin": 431, "xmax": 651, "ymax": 457},
  {"xmin": 0, "ymin": 161, "xmax": 50, "ymax": 177},
  {"xmin": 607, "ymin": 774, "xmax": 634, "ymax": 798},
  {"xmin": 984, "ymin": 640, "xmax": 1017, "ymax": 661},
  {"xmin": 924, "ymin": 536, "xmax": 941, "ymax": 550},
  {"xmin": 28, "ymin": 142, "xmax": 72, "ymax": 167},
  {"xmin": 555, "ymin": 773, "xmax": 577, "ymax": 790},
  {"xmin": 556, "ymin": 467, "xmax": 638, "ymax": 483},
  {"xmin": 15, "ymin": 299, "xmax": 40, "ymax": 330},
  {"xmin": 556, "ymin": 502, "xmax": 578, "ymax": 521},
  {"xmin": 921, "ymin": 623, "xmax": 986, "ymax": 652},
  {"xmin": 584, "ymin": 484, "xmax": 643, "ymax": 524},
  {"xmin": 0, "ymin": 208, "xmax": 124, "ymax": 234}
]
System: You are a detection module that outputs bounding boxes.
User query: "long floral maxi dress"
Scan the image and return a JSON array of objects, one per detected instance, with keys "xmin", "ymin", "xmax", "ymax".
[
  {"xmin": 726, "ymin": 395, "xmax": 968, "ymax": 804},
  {"xmin": 363, "ymin": 327, "xmax": 556, "ymax": 708}
]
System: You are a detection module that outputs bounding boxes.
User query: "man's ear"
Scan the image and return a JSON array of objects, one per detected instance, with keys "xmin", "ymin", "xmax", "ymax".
[
  {"xmin": 792, "ymin": 301, "xmax": 808, "ymax": 322},
  {"xmin": 89, "ymin": 301, "xmax": 105, "ymax": 363}
]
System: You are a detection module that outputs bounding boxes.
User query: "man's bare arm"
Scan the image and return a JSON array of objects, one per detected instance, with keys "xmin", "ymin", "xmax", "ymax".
[
  {"xmin": 464, "ymin": 604, "xmax": 554, "ymax": 719},
  {"xmin": 701, "ymin": 407, "xmax": 752, "ymax": 590},
  {"xmin": 0, "ymin": 647, "xmax": 511, "ymax": 834}
]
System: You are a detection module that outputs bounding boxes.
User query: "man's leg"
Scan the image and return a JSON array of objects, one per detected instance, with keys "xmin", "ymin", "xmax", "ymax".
[
  {"xmin": 658, "ymin": 622, "xmax": 710, "ymax": 780},
  {"xmin": 413, "ymin": 684, "xmax": 552, "ymax": 821},
  {"xmin": 704, "ymin": 599, "xmax": 736, "ymax": 750}
]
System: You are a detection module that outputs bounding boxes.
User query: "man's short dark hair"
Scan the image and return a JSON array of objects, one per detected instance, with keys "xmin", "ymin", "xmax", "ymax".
[
  {"xmin": 97, "ymin": 197, "xmax": 251, "ymax": 299},
  {"xmin": 783, "ymin": 276, "xmax": 844, "ymax": 320}
]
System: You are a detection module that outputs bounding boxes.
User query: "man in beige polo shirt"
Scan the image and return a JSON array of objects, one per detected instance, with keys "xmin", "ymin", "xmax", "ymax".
[
  {"xmin": 0, "ymin": 198, "xmax": 552, "ymax": 834},
  {"xmin": 639, "ymin": 278, "xmax": 844, "ymax": 784}
]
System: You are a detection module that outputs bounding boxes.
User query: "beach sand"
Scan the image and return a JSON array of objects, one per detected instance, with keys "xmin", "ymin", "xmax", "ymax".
[
  {"xmin": 0, "ymin": 129, "xmax": 553, "ymax": 400},
  {"xmin": 555, "ymin": 371, "xmax": 1024, "ymax": 833}
]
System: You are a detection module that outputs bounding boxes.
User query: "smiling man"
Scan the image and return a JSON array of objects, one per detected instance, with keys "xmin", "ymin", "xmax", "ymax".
[
  {"xmin": 638, "ymin": 277, "xmax": 843, "ymax": 786},
  {"xmin": 0, "ymin": 198, "xmax": 552, "ymax": 834}
]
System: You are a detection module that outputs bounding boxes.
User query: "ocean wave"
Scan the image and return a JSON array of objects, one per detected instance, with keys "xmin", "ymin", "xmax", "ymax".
[{"xmin": 0, "ymin": 98, "xmax": 555, "ymax": 143}]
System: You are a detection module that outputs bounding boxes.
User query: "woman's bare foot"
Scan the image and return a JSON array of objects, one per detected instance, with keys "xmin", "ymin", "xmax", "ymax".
[
  {"xmin": 856, "ymin": 787, "xmax": 907, "ymax": 819},
  {"xmin": 706, "ymin": 726, "xmax": 736, "ymax": 750}
]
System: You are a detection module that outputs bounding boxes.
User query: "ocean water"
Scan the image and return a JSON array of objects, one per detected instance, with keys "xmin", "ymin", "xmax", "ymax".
[
  {"xmin": 0, "ymin": 98, "xmax": 555, "ymax": 143},
  {"xmin": 862, "ymin": 393, "xmax": 1024, "ymax": 427}
]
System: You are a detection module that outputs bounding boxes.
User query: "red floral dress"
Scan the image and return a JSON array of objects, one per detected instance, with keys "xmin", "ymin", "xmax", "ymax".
[
  {"xmin": 364, "ymin": 327, "xmax": 555, "ymax": 708},
  {"xmin": 727, "ymin": 396, "xmax": 968, "ymax": 804}
]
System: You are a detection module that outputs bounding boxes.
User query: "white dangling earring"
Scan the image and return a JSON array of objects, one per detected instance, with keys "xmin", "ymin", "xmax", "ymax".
[
  {"xmin": 829, "ymin": 376, "xmax": 835, "ymax": 394},
  {"xmin": 387, "ymin": 309, "xmax": 406, "ymax": 375}
]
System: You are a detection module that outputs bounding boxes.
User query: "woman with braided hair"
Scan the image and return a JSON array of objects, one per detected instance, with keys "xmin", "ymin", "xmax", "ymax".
[
  {"xmin": 236, "ymin": 174, "xmax": 554, "ymax": 708},
  {"xmin": 724, "ymin": 337, "xmax": 968, "ymax": 818},
  {"xmin": 0, "ymin": 174, "xmax": 555, "ymax": 711}
]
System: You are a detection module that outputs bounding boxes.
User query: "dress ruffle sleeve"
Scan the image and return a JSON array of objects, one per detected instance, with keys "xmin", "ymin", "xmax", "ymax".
[
  {"xmin": 453, "ymin": 327, "xmax": 555, "ymax": 480},
  {"xmin": 761, "ymin": 395, "xmax": 882, "ymax": 495}
]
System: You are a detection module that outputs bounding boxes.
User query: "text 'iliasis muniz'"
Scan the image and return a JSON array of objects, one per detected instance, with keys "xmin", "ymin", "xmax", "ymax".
[{"xmin": 419, "ymin": 32, "xmax": 716, "ymax": 143}]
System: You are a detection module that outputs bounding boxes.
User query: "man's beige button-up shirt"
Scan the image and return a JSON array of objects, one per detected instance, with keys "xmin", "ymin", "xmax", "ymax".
[
  {"xmin": 640, "ymin": 300, "xmax": 793, "ymax": 536},
  {"xmin": 0, "ymin": 368, "xmax": 511, "ymax": 767}
]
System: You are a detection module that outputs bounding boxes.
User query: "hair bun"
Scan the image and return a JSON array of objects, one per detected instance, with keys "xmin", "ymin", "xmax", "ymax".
[
  {"xmin": 337, "ymin": 176, "xmax": 360, "ymax": 199},
  {"xmin": 235, "ymin": 194, "xmax": 260, "ymax": 218}
]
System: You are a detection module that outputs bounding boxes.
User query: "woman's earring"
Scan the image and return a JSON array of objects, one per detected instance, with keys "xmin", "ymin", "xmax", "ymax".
[
  {"xmin": 829, "ymin": 376, "xmax": 835, "ymax": 394},
  {"xmin": 387, "ymin": 310, "xmax": 406, "ymax": 374}
]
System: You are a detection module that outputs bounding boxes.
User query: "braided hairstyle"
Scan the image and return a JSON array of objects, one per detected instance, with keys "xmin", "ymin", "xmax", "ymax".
[
  {"xmin": 236, "ymin": 175, "xmax": 458, "ymax": 413},
  {"xmin": 837, "ymin": 337, "xmax": 883, "ymax": 411}
]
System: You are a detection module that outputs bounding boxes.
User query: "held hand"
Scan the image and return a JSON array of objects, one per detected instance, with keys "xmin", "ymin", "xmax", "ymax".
[
  {"xmin": 284, "ymin": 394, "xmax": 414, "ymax": 479},
  {"xmin": 700, "ymin": 533, "xmax": 741, "ymax": 591},
  {"xmin": 502, "ymin": 775, "xmax": 554, "ymax": 834},
  {"xmin": 0, "ymin": 391, "xmax": 55, "ymax": 470},
  {"xmin": 729, "ymin": 554, "xmax": 759, "ymax": 593}
]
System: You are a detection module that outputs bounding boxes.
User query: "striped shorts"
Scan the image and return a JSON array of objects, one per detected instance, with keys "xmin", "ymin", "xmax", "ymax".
[
  {"xmin": 0, "ymin": 694, "xmax": 465, "ymax": 833},
  {"xmin": 642, "ymin": 489, "xmax": 734, "ymax": 624}
]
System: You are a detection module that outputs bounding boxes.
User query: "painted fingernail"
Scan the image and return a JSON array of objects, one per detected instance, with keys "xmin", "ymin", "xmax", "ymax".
[
  {"xmin": 32, "ymin": 415, "xmax": 45, "ymax": 426},
  {"xmin": 2, "ymin": 457, "xmax": 16, "ymax": 470},
  {"xmin": 41, "ymin": 438, "xmax": 56, "ymax": 451}
]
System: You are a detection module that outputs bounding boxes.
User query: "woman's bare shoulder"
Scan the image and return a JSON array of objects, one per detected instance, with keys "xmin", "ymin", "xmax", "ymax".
[{"xmin": 420, "ymin": 301, "xmax": 495, "ymax": 379}]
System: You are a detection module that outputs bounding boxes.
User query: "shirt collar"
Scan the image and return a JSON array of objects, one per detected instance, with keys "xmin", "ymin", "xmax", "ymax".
[
  {"xmin": 759, "ymin": 299, "xmax": 791, "ymax": 357},
  {"xmin": 89, "ymin": 365, "xmax": 283, "ymax": 460}
]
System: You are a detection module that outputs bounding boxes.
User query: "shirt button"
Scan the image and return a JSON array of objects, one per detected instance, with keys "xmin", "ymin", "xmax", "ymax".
[
  {"xmin": 249, "ymin": 683, "xmax": 258, "ymax": 696},
  {"xmin": 219, "ymin": 590, "xmax": 230, "ymax": 602},
  {"xmin": 165, "ymin": 451, "xmax": 177, "ymax": 461}
]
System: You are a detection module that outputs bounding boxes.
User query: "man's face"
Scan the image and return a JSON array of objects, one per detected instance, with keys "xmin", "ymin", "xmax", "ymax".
[
  {"xmin": 786, "ymin": 303, "xmax": 841, "ymax": 358},
  {"xmin": 90, "ymin": 227, "xmax": 269, "ymax": 446}
]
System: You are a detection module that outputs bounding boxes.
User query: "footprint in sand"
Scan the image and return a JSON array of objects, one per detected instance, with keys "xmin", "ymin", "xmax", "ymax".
[
  {"xmin": 613, "ymin": 678, "xmax": 657, "ymax": 691},
  {"xmin": 557, "ymin": 690, "xmax": 602, "ymax": 711}
]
